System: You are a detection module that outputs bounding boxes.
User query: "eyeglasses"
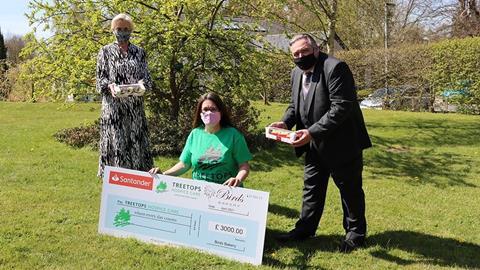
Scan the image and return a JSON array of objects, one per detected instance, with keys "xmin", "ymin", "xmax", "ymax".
[{"xmin": 201, "ymin": 107, "xmax": 219, "ymax": 112}]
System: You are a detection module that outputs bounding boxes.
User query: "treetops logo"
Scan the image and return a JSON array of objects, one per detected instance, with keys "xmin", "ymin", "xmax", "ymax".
[
  {"xmin": 155, "ymin": 181, "xmax": 168, "ymax": 193},
  {"xmin": 109, "ymin": 171, "xmax": 153, "ymax": 190}
]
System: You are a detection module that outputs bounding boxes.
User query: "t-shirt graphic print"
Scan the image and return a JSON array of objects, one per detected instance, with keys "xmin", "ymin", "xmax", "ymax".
[{"xmin": 180, "ymin": 127, "xmax": 253, "ymax": 184}]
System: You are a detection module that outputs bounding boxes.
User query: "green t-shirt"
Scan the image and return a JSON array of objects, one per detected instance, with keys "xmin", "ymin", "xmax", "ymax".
[{"xmin": 179, "ymin": 126, "xmax": 253, "ymax": 184}]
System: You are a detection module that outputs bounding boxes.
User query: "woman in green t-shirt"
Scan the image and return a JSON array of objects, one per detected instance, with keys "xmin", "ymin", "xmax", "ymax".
[{"xmin": 149, "ymin": 92, "xmax": 252, "ymax": 187}]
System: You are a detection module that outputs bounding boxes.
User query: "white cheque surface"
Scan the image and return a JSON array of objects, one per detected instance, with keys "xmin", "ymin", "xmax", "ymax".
[{"xmin": 98, "ymin": 166, "xmax": 269, "ymax": 265}]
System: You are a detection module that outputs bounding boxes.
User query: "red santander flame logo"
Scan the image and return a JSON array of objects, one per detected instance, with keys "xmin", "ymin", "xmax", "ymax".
[{"xmin": 109, "ymin": 171, "xmax": 153, "ymax": 190}]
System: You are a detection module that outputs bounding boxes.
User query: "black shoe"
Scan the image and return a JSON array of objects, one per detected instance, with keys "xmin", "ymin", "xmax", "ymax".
[
  {"xmin": 275, "ymin": 229, "xmax": 312, "ymax": 242},
  {"xmin": 339, "ymin": 238, "xmax": 366, "ymax": 253}
]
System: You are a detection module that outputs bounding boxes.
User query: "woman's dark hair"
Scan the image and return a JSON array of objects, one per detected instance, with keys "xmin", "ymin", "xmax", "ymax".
[{"xmin": 192, "ymin": 92, "xmax": 234, "ymax": 128}]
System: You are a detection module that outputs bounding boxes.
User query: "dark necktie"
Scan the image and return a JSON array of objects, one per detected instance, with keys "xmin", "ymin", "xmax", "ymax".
[{"xmin": 303, "ymin": 72, "xmax": 312, "ymax": 90}]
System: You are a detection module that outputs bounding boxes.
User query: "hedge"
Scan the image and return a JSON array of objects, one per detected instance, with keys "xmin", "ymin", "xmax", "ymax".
[{"xmin": 337, "ymin": 37, "xmax": 480, "ymax": 114}]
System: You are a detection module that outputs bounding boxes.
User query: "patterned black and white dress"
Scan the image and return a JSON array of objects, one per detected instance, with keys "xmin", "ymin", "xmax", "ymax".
[{"xmin": 96, "ymin": 42, "xmax": 153, "ymax": 177}]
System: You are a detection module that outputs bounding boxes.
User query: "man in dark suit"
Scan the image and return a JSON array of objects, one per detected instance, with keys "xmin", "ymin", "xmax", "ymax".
[{"xmin": 269, "ymin": 34, "xmax": 372, "ymax": 252}]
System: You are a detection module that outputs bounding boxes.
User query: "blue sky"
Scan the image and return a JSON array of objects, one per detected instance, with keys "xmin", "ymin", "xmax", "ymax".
[{"xmin": 0, "ymin": 0, "xmax": 50, "ymax": 38}]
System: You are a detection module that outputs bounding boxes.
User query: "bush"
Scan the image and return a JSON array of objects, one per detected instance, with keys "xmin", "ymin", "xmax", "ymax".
[
  {"xmin": 3, "ymin": 65, "xmax": 35, "ymax": 101},
  {"xmin": 0, "ymin": 61, "xmax": 8, "ymax": 100},
  {"xmin": 53, "ymin": 117, "xmax": 181, "ymax": 155},
  {"xmin": 256, "ymin": 52, "xmax": 293, "ymax": 104},
  {"xmin": 338, "ymin": 43, "xmax": 431, "ymax": 95},
  {"xmin": 148, "ymin": 113, "xmax": 192, "ymax": 157},
  {"xmin": 429, "ymin": 37, "xmax": 480, "ymax": 113},
  {"xmin": 148, "ymin": 92, "xmax": 268, "ymax": 156},
  {"xmin": 54, "ymin": 119, "xmax": 100, "ymax": 149},
  {"xmin": 54, "ymin": 109, "xmax": 271, "ymax": 156},
  {"xmin": 338, "ymin": 37, "xmax": 480, "ymax": 114}
]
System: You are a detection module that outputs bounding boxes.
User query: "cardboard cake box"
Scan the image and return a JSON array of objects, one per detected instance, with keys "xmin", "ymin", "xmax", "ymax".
[
  {"xmin": 265, "ymin": 126, "xmax": 297, "ymax": 144},
  {"xmin": 113, "ymin": 82, "xmax": 146, "ymax": 97}
]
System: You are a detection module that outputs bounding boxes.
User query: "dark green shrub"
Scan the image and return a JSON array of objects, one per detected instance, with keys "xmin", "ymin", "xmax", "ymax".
[
  {"xmin": 54, "ymin": 103, "xmax": 269, "ymax": 156},
  {"xmin": 54, "ymin": 119, "xmax": 99, "ymax": 149},
  {"xmin": 147, "ymin": 113, "xmax": 192, "ymax": 157}
]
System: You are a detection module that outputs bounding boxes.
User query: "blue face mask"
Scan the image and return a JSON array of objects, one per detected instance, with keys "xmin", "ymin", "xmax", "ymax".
[{"xmin": 114, "ymin": 30, "xmax": 131, "ymax": 43}]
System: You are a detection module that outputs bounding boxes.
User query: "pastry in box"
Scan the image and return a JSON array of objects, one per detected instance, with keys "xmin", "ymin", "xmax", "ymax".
[
  {"xmin": 265, "ymin": 126, "xmax": 296, "ymax": 144},
  {"xmin": 113, "ymin": 83, "xmax": 146, "ymax": 97}
]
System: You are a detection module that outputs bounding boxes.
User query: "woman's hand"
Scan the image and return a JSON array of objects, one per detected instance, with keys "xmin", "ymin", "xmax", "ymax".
[
  {"xmin": 223, "ymin": 177, "xmax": 242, "ymax": 187},
  {"xmin": 108, "ymin": 83, "xmax": 117, "ymax": 97},
  {"xmin": 149, "ymin": 167, "xmax": 162, "ymax": 175},
  {"xmin": 223, "ymin": 163, "xmax": 249, "ymax": 187}
]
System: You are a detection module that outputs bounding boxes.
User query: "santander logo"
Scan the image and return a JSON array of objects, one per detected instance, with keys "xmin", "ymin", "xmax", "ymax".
[{"xmin": 109, "ymin": 171, "xmax": 153, "ymax": 190}]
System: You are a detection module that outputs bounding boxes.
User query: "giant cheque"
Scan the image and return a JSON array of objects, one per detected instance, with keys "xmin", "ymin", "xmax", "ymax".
[{"xmin": 98, "ymin": 166, "xmax": 270, "ymax": 265}]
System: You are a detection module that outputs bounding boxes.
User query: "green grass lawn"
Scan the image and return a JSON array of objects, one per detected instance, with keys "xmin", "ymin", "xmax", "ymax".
[{"xmin": 1, "ymin": 101, "xmax": 479, "ymax": 270}]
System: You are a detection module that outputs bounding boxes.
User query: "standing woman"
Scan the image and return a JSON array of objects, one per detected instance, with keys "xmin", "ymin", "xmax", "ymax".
[
  {"xmin": 96, "ymin": 13, "xmax": 153, "ymax": 177},
  {"xmin": 149, "ymin": 93, "xmax": 252, "ymax": 187}
]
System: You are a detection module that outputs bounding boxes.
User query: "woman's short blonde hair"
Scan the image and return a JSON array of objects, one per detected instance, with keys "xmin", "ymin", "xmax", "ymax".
[{"xmin": 111, "ymin": 13, "xmax": 134, "ymax": 31}]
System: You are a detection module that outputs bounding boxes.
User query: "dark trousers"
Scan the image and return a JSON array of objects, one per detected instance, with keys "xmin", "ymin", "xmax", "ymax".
[{"xmin": 295, "ymin": 149, "xmax": 367, "ymax": 241}]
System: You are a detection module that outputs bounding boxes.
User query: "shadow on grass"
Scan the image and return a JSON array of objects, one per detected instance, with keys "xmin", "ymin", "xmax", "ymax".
[
  {"xmin": 262, "ymin": 229, "xmax": 480, "ymax": 269},
  {"xmin": 369, "ymin": 230, "xmax": 480, "ymax": 269},
  {"xmin": 250, "ymin": 144, "xmax": 302, "ymax": 172},
  {"xmin": 365, "ymin": 117, "xmax": 480, "ymax": 188},
  {"xmin": 367, "ymin": 134, "xmax": 477, "ymax": 188},
  {"xmin": 263, "ymin": 228, "xmax": 340, "ymax": 270},
  {"xmin": 366, "ymin": 118, "xmax": 480, "ymax": 147},
  {"xmin": 252, "ymin": 118, "xmax": 479, "ymax": 187},
  {"xmin": 268, "ymin": 203, "xmax": 300, "ymax": 219}
]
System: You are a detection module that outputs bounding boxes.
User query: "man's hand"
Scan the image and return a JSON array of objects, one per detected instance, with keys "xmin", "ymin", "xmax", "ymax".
[
  {"xmin": 292, "ymin": 129, "xmax": 312, "ymax": 147},
  {"xmin": 269, "ymin": 122, "xmax": 287, "ymax": 129}
]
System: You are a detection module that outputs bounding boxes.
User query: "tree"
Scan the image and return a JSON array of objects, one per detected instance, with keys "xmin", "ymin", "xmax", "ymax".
[
  {"xmin": 0, "ymin": 28, "xmax": 8, "ymax": 99},
  {"xmin": 237, "ymin": 0, "xmax": 386, "ymax": 53},
  {"xmin": 281, "ymin": 0, "xmax": 340, "ymax": 54},
  {"xmin": 23, "ymin": 0, "xmax": 271, "ymax": 154},
  {"xmin": 5, "ymin": 35, "xmax": 25, "ymax": 65},
  {"xmin": 0, "ymin": 28, "xmax": 6, "ymax": 62},
  {"xmin": 0, "ymin": 35, "xmax": 29, "ymax": 101},
  {"xmin": 388, "ymin": 0, "xmax": 456, "ymax": 44},
  {"xmin": 268, "ymin": 0, "xmax": 341, "ymax": 55},
  {"xmin": 453, "ymin": 0, "xmax": 480, "ymax": 37},
  {"xmin": 335, "ymin": 0, "xmax": 385, "ymax": 49}
]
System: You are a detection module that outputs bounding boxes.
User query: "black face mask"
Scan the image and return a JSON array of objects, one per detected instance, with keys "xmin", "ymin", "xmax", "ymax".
[{"xmin": 293, "ymin": 53, "xmax": 317, "ymax": 70}]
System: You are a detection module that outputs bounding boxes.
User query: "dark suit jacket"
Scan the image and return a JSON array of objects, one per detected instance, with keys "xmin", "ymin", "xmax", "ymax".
[{"xmin": 282, "ymin": 52, "xmax": 372, "ymax": 167}]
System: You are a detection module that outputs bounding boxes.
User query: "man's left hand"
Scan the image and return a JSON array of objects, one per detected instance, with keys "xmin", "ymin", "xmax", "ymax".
[{"xmin": 292, "ymin": 129, "xmax": 312, "ymax": 147}]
